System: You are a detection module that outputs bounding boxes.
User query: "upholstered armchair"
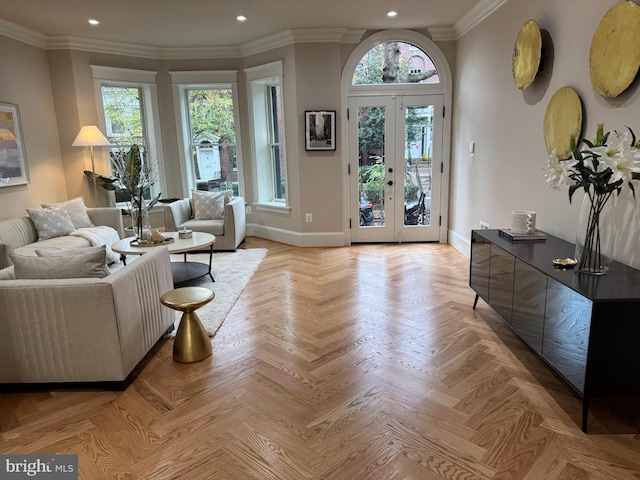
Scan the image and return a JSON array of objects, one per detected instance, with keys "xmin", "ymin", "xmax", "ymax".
[{"xmin": 163, "ymin": 195, "xmax": 246, "ymax": 251}]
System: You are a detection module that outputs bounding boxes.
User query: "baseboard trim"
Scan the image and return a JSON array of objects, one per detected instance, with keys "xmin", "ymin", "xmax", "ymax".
[
  {"xmin": 448, "ymin": 228, "xmax": 470, "ymax": 258},
  {"xmin": 247, "ymin": 224, "xmax": 346, "ymax": 247}
]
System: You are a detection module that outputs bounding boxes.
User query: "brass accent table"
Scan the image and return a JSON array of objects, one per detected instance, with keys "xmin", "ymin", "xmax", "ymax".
[
  {"xmin": 112, "ymin": 231, "xmax": 215, "ymax": 285},
  {"xmin": 161, "ymin": 286, "xmax": 214, "ymax": 363}
]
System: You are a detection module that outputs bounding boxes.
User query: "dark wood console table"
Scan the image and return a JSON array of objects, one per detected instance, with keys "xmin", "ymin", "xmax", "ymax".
[{"xmin": 470, "ymin": 229, "xmax": 640, "ymax": 432}]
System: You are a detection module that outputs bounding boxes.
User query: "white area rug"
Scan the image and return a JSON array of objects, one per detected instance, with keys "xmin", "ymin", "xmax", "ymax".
[{"xmin": 166, "ymin": 248, "xmax": 267, "ymax": 337}]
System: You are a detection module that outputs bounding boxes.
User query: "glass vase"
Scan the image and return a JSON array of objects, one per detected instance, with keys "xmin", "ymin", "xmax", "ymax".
[
  {"xmin": 574, "ymin": 192, "xmax": 614, "ymax": 275},
  {"xmin": 131, "ymin": 196, "xmax": 151, "ymax": 244}
]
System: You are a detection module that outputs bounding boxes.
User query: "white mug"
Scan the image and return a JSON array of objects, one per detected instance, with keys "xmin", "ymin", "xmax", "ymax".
[{"xmin": 511, "ymin": 210, "xmax": 536, "ymax": 234}]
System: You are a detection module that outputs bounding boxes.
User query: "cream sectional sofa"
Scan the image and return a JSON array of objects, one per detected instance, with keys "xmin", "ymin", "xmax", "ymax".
[
  {"xmin": 0, "ymin": 207, "xmax": 125, "ymax": 269},
  {"xmin": 0, "ymin": 246, "xmax": 175, "ymax": 384}
]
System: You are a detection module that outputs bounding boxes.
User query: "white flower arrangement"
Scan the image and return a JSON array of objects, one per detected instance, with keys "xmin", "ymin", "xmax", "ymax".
[{"xmin": 545, "ymin": 124, "xmax": 640, "ymax": 273}]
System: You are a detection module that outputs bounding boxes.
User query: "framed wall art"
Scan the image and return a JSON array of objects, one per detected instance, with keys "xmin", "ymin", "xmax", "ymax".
[
  {"xmin": 305, "ymin": 110, "xmax": 336, "ymax": 151},
  {"xmin": 0, "ymin": 102, "xmax": 29, "ymax": 186}
]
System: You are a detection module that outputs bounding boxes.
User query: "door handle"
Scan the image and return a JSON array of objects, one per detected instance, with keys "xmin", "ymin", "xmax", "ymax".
[{"xmin": 387, "ymin": 181, "xmax": 394, "ymax": 186}]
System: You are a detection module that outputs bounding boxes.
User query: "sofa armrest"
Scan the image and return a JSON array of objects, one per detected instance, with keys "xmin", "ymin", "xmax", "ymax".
[
  {"xmin": 87, "ymin": 207, "xmax": 125, "ymax": 238},
  {"xmin": 0, "ymin": 242, "xmax": 14, "ymax": 270},
  {"xmin": 105, "ymin": 247, "xmax": 174, "ymax": 373},
  {"xmin": 164, "ymin": 199, "xmax": 191, "ymax": 232},
  {"xmin": 218, "ymin": 196, "xmax": 246, "ymax": 250}
]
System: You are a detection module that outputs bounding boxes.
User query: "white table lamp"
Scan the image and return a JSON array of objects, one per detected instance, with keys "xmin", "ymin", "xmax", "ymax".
[{"xmin": 72, "ymin": 125, "xmax": 111, "ymax": 207}]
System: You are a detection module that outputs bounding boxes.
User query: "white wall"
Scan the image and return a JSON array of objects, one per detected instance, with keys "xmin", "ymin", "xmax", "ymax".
[{"xmin": 450, "ymin": 0, "xmax": 640, "ymax": 269}]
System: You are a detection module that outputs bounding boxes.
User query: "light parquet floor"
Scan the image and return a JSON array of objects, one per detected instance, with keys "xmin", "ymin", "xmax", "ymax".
[{"xmin": 2, "ymin": 237, "xmax": 640, "ymax": 479}]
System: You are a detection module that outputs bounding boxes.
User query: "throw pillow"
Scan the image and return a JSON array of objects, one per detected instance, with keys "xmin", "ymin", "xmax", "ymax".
[
  {"xmin": 192, "ymin": 190, "xmax": 229, "ymax": 220},
  {"xmin": 42, "ymin": 196, "xmax": 94, "ymax": 229},
  {"xmin": 36, "ymin": 245, "xmax": 111, "ymax": 277},
  {"xmin": 26, "ymin": 206, "xmax": 76, "ymax": 240},
  {"xmin": 10, "ymin": 248, "xmax": 108, "ymax": 279}
]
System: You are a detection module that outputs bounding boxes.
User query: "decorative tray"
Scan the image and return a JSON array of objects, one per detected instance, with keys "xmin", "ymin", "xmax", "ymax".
[{"xmin": 130, "ymin": 237, "xmax": 174, "ymax": 247}]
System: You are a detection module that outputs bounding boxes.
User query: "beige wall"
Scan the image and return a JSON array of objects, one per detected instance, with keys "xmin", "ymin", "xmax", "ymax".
[
  {"xmin": 450, "ymin": 0, "xmax": 640, "ymax": 268},
  {"xmin": 0, "ymin": 36, "xmax": 66, "ymax": 218}
]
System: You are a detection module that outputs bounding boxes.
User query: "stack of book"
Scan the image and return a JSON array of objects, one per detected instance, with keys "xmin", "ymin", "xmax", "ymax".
[{"xmin": 498, "ymin": 229, "xmax": 547, "ymax": 242}]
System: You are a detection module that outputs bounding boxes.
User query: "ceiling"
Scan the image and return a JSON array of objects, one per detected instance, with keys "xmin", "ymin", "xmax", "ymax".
[{"xmin": 0, "ymin": 0, "xmax": 490, "ymax": 53}]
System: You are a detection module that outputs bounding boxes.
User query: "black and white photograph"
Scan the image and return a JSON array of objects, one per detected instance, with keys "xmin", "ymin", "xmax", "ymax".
[
  {"xmin": 305, "ymin": 110, "xmax": 336, "ymax": 151},
  {"xmin": 0, "ymin": 102, "xmax": 29, "ymax": 187}
]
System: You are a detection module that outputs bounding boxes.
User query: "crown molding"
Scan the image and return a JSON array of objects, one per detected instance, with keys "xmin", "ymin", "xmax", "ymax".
[
  {"xmin": 241, "ymin": 28, "xmax": 365, "ymax": 57},
  {"xmin": 427, "ymin": 27, "xmax": 457, "ymax": 42},
  {"xmin": 454, "ymin": 0, "xmax": 508, "ymax": 38},
  {"xmin": 47, "ymin": 35, "xmax": 159, "ymax": 58},
  {"xmin": 0, "ymin": 1, "xmax": 504, "ymax": 58},
  {"xmin": 342, "ymin": 29, "xmax": 367, "ymax": 44},
  {"xmin": 0, "ymin": 17, "xmax": 46, "ymax": 48},
  {"xmin": 241, "ymin": 30, "xmax": 294, "ymax": 57}
]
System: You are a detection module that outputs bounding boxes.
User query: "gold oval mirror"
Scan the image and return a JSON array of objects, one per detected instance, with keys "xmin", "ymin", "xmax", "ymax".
[
  {"xmin": 512, "ymin": 19, "xmax": 542, "ymax": 89},
  {"xmin": 590, "ymin": 1, "xmax": 640, "ymax": 98},
  {"xmin": 543, "ymin": 87, "xmax": 583, "ymax": 160}
]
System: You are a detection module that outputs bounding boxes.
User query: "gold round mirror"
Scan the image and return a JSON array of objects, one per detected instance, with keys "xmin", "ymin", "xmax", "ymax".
[
  {"xmin": 512, "ymin": 19, "xmax": 542, "ymax": 89},
  {"xmin": 590, "ymin": 1, "xmax": 640, "ymax": 98},
  {"xmin": 543, "ymin": 87, "xmax": 583, "ymax": 160}
]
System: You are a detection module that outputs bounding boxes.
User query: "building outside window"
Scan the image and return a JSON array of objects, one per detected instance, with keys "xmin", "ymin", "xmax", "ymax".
[
  {"xmin": 185, "ymin": 88, "xmax": 238, "ymax": 195},
  {"xmin": 170, "ymin": 70, "xmax": 243, "ymax": 198}
]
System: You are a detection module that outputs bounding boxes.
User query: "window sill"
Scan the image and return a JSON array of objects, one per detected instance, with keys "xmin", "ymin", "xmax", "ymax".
[{"xmin": 254, "ymin": 202, "xmax": 291, "ymax": 214}]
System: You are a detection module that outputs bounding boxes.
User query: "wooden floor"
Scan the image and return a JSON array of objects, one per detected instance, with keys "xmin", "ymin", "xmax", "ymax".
[{"xmin": 2, "ymin": 238, "xmax": 640, "ymax": 479}]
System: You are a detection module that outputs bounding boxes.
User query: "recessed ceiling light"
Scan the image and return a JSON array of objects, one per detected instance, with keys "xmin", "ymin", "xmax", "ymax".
[
  {"xmin": 387, "ymin": 11, "xmax": 397, "ymax": 17},
  {"xmin": 237, "ymin": 15, "xmax": 247, "ymax": 22},
  {"xmin": 88, "ymin": 19, "xmax": 100, "ymax": 25}
]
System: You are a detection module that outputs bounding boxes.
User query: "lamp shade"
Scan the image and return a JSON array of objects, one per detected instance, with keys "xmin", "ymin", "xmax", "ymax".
[{"xmin": 72, "ymin": 125, "xmax": 111, "ymax": 147}]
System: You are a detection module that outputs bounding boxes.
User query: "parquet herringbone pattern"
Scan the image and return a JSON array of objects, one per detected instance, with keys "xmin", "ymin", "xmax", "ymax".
[{"xmin": 2, "ymin": 238, "xmax": 640, "ymax": 479}]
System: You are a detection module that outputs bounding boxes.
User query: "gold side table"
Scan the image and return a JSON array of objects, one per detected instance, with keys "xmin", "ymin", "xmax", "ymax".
[{"xmin": 161, "ymin": 286, "xmax": 214, "ymax": 363}]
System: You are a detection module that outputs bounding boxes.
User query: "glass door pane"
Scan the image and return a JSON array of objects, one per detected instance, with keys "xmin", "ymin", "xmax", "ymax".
[
  {"xmin": 358, "ymin": 105, "xmax": 386, "ymax": 228},
  {"xmin": 349, "ymin": 96, "xmax": 396, "ymax": 243},
  {"xmin": 403, "ymin": 104, "xmax": 433, "ymax": 227}
]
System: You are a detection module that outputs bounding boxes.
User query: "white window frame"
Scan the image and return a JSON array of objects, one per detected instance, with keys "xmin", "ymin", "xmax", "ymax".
[
  {"xmin": 91, "ymin": 65, "xmax": 166, "ymax": 205},
  {"xmin": 169, "ymin": 70, "xmax": 243, "ymax": 197},
  {"xmin": 245, "ymin": 61, "xmax": 290, "ymax": 213}
]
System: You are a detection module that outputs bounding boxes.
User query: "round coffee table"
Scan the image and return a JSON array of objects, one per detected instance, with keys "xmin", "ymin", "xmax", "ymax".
[{"xmin": 112, "ymin": 231, "xmax": 215, "ymax": 284}]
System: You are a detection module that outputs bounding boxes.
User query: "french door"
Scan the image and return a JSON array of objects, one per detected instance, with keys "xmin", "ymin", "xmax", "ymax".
[{"xmin": 349, "ymin": 94, "xmax": 443, "ymax": 243}]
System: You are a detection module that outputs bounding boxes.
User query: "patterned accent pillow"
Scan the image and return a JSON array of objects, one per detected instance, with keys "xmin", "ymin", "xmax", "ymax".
[
  {"xmin": 36, "ymin": 245, "xmax": 111, "ymax": 277},
  {"xmin": 192, "ymin": 190, "xmax": 231, "ymax": 220},
  {"xmin": 42, "ymin": 196, "xmax": 94, "ymax": 229},
  {"xmin": 26, "ymin": 206, "xmax": 76, "ymax": 240},
  {"xmin": 10, "ymin": 247, "xmax": 108, "ymax": 279}
]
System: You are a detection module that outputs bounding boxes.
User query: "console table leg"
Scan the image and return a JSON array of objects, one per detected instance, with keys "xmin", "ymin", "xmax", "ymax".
[
  {"xmin": 582, "ymin": 397, "xmax": 590, "ymax": 433},
  {"xmin": 473, "ymin": 294, "xmax": 480, "ymax": 309}
]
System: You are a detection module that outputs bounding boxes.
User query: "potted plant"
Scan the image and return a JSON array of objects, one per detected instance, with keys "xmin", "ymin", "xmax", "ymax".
[{"xmin": 84, "ymin": 143, "xmax": 161, "ymax": 242}]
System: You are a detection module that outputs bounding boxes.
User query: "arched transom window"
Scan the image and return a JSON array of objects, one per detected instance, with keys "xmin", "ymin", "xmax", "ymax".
[{"xmin": 352, "ymin": 41, "xmax": 440, "ymax": 86}]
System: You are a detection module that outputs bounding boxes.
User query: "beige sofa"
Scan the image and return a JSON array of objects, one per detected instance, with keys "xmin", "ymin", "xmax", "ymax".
[
  {"xmin": 163, "ymin": 196, "xmax": 246, "ymax": 251},
  {"xmin": 0, "ymin": 207, "xmax": 125, "ymax": 269},
  {"xmin": 0, "ymin": 247, "xmax": 175, "ymax": 384}
]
